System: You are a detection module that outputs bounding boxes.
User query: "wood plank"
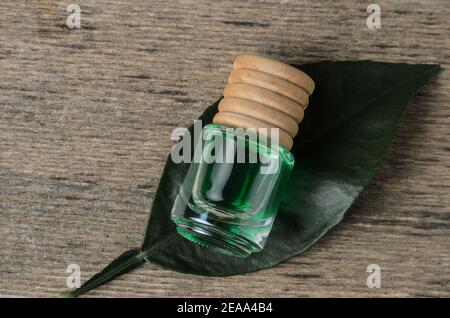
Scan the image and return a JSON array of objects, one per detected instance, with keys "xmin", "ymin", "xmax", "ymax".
[{"xmin": 0, "ymin": 0, "xmax": 449, "ymax": 297}]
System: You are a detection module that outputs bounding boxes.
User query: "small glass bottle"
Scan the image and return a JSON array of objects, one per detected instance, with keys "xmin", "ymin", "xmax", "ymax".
[{"xmin": 171, "ymin": 55, "xmax": 314, "ymax": 257}]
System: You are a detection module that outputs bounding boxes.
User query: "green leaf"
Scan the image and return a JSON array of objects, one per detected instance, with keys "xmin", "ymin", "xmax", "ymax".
[
  {"xmin": 66, "ymin": 61, "xmax": 439, "ymax": 296},
  {"xmin": 59, "ymin": 249, "xmax": 144, "ymax": 298}
]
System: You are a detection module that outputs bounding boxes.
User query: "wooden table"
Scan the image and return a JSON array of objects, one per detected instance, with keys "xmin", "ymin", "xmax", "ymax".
[{"xmin": 1, "ymin": 0, "xmax": 449, "ymax": 297}]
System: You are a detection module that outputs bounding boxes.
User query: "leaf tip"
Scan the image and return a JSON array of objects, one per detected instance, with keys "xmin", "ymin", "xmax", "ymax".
[
  {"xmin": 421, "ymin": 63, "xmax": 441, "ymax": 77},
  {"xmin": 430, "ymin": 64, "xmax": 441, "ymax": 73},
  {"xmin": 59, "ymin": 290, "xmax": 76, "ymax": 298}
]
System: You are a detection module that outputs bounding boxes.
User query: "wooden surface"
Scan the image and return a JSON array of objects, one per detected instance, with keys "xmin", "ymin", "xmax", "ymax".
[{"xmin": 1, "ymin": 0, "xmax": 449, "ymax": 298}]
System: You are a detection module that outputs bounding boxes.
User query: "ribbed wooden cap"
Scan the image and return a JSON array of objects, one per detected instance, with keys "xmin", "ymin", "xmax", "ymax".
[{"xmin": 213, "ymin": 54, "xmax": 315, "ymax": 150}]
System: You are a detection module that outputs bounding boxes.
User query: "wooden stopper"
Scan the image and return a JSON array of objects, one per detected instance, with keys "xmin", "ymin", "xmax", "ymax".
[
  {"xmin": 213, "ymin": 54, "xmax": 315, "ymax": 150},
  {"xmin": 219, "ymin": 98, "xmax": 299, "ymax": 137},
  {"xmin": 224, "ymin": 83, "xmax": 305, "ymax": 122},
  {"xmin": 228, "ymin": 68, "xmax": 309, "ymax": 107},
  {"xmin": 233, "ymin": 54, "xmax": 315, "ymax": 95},
  {"xmin": 213, "ymin": 112, "xmax": 294, "ymax": 150}
]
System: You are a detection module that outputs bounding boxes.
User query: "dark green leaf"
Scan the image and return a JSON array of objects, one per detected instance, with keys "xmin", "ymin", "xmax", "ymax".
[
  {"xmin": 67, "ymin": 61, "xmax": 439, "ymax": 296},
  {"xmin": 141, "ymin": 61, "xmax": 439, "ymax": 275},
  {"xmin": 60, "ymin": 249, "xmax": 144, "ymax": 298}
]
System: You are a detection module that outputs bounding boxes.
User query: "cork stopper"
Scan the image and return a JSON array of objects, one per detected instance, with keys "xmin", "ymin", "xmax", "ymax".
[{"xmin": 213, "ymin": 54, "xmax": 315, "ymax": 150}]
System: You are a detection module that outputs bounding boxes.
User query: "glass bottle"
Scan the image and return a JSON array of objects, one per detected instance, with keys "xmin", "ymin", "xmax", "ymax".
[{"xmin": 170, "ymin": 55, "xmax": 314, "ymax": 257}]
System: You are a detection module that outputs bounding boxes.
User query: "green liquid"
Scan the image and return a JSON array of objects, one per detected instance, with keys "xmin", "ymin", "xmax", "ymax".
[{"xmin": 171, "ymin": 124, "xmax": 295, "ymax": 257}]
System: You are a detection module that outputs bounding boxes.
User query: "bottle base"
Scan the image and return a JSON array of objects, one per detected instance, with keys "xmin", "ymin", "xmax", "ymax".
[{"xmin": 173, "ymin": 216, "xmax": 262, "ymax": 258}]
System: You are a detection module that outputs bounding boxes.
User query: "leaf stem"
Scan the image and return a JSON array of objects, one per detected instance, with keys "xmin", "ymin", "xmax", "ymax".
[{"xmin": 59, "ymin": 233, "xmax": 178, "ymax": 298}]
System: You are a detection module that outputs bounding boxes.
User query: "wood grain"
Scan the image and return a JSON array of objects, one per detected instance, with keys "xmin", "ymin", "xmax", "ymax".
[{"xmin": 0, "ymin": 0, "xmax": 449, "ymax": 297}]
